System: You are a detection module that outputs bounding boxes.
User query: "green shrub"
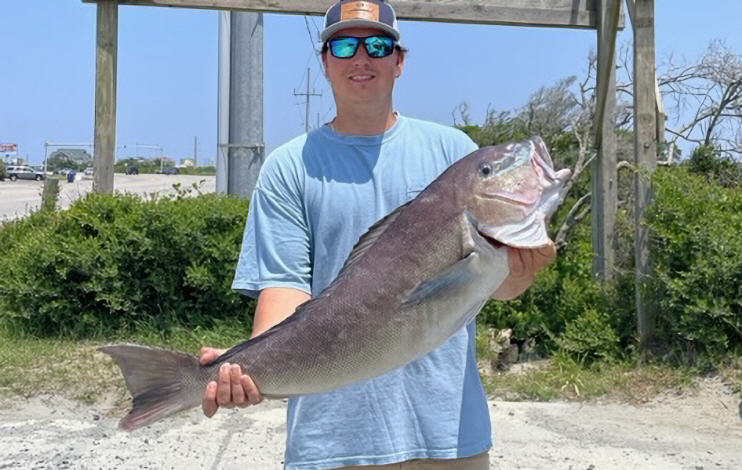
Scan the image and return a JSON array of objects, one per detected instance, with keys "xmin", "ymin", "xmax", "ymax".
[
  {"xmin": 0, "ymin": 192, "xmax": 254, "ymax": 337},
  {"xmin": 686, "ymin": 145, "xmax": 742, "ymax": 188},
  {"xmin": 478, "ymin": 212, "xmax": 633, "ymax": 362},
  {"xmin": 647, "ymin": 167, "xmax": 742, "ymax": 360},
  {"xmin": 556, "ymin": 308, "xmax": 621, "ymax": 362}
]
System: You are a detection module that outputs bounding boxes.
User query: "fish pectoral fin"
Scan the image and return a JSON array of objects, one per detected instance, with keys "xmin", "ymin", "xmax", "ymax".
[{"xmin": 401, "ymin": 253, "xmax": 477, "ymax": 307}]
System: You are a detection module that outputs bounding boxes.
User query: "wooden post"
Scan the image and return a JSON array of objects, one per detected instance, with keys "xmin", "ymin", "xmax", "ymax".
[
  {"xmin": 632, "ymin": 0, "xmax": 657, "ymax": 351},
  {"xmin": 592, "ymin": 0, "xmax": 620, "ymax": 283},
  {"xmin": 93, "ymin": 0, "xmax": 118, "ymax": 195},
  {"xmin": 41, "ymin": 179, "xmax": 60, "ymax": 212}
]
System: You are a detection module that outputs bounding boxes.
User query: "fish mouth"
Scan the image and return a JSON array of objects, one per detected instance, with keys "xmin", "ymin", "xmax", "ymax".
[
  {"xmin": 485, "ymin": 191, "xmax": 540, "ymax": 207},
  {"xmin": 477, "ymin": 228, "xmax": 505, "ymax": 249}
]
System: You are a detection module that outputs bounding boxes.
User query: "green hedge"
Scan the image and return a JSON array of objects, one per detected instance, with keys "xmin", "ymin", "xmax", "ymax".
[
  {"xmin": 1, "ymin": 165, "xmax": 740, "ymax": 364},
  {"xmin": 479, "ymin": 165, "xmax": 742, "ymax": 364},
  {"xmin": 647, "ymin": 167, "xmax": 742, "ymax": 360},
  {"xmin": 0, "ymin": 192, "xmax": 253, "ymax": 337},
  {"xmin": 478, "ymin": 211, "xmax": 635, "ymax": 362}
]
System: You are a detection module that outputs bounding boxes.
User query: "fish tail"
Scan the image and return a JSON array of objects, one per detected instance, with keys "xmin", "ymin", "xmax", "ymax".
[{"xmin": 99, "ymin": 343, "xmax": 203, "ymax": 431}]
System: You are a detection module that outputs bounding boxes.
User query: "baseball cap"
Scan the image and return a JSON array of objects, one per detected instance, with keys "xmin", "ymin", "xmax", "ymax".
[{"xmin": 320, "ymin": 0, "xmax": 401, "ymax": 43}]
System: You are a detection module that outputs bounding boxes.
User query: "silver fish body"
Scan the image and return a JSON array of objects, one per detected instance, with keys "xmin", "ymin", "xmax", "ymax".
[{"xmin": 101, "ymin": 137, "xmax": 570, "ymax": 430}]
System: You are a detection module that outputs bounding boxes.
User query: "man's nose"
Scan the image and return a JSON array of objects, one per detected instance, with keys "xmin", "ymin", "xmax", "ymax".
[{"xmin": 352, "ymin": 45, "xmax": 372, "ymax": 63}]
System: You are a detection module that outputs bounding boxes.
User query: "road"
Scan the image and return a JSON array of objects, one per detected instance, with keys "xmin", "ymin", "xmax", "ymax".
[{"xmin": 0, "ymin": 174, "xmax": 216, "ymax": 222}]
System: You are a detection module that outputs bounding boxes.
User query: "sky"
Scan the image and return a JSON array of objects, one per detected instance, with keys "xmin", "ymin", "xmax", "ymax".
[{"xmin": 1, "ymin": 0, "xmax": 741, "ymax": 166}]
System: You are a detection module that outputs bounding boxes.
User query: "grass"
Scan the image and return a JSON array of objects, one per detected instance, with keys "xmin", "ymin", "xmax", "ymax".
[
  {"xmin": 482, "ymin": 354, "xmax": 697, "ymax": 403},
  {"xmin": 1, "ymin": 319, "xmax": 740, "ymax": 408},
  {"xmin": 0, "ymin": 328, "xmax": 121, "ymax": 404},
  {"xmin": 0, "ymin": 317, "xmax": 253, "ymax": 406}
]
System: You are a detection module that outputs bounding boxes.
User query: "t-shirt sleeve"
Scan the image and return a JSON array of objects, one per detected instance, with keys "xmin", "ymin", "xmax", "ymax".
[
  {"xmin": 446, "ymin": 128, "xmax": 479, "ymax": 166},
  {"xmin": 231, "ymin": 153, "xmax": 312, "ymax": 299}
]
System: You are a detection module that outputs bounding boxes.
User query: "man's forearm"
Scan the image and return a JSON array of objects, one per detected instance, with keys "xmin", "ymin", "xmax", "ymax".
[{"xmin": 251, "ymin": 287, "xmax": 311, "ymax": 338}]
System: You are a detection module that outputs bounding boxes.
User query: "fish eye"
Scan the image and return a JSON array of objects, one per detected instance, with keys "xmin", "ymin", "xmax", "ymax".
[{"xmin": 479, "ymin": 162, "xmax": 494, "ymax": 179}]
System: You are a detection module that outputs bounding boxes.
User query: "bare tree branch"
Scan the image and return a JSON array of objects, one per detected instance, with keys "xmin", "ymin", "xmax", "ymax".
[{"xmin": 555, "ymin": 192, "xmax": 592, "ymax": 251}]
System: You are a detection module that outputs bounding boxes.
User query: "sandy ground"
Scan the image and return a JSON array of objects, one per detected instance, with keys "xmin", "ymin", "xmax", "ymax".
[{"xmin": 0, "ymin": 377, "xmax": 740, "ymax": 470}]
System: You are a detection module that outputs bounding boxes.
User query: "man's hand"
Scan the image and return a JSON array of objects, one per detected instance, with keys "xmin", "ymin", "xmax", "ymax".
[
  {"xmin": 200, "ymin": 347, "xmax": 263, "ymax": 418},
  {"xmin": 492, "ymin": 241, "xmax": 556, "ymax": 301}
]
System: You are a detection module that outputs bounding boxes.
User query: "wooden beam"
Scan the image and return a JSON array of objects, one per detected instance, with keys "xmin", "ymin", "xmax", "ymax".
[
  {"xmin": 593, "ymin": 0, "xmax": 620, "ymax": 149},
  {"xmin": 632, "ymin": 0, "xmax": 657, "ymax": 352},
  {"xmin": 591, "ymin": 0, "xmax": 619, "ymax": 283},
  {"xmin": 83, "ymin": 0, "xmax": 625, "ymax": 30},
  {"xmin": 626, "ymin": 0, "xmax": 665, "ymax": 151},
  {"xmin": 93, "ymin": 0, "xmax": 118, "ymax": 195}
]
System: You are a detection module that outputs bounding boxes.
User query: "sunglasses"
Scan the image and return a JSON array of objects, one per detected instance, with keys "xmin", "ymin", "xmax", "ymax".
[{"xmin": 326, "ymin": 35, "xmax": 397, "ymax": 59}]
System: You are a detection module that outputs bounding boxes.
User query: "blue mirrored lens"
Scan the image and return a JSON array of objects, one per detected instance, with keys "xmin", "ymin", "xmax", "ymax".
[
  {"xmin": 329, "ymin": 37, "xmax": 360, "ymax": 58},
  {"xmin": 328, "ymin": 36, "xmax": 395, "ymax": 59},
  {"xmin": 364, "ymin": 36, "xmax": 394, "ymax": 57}
]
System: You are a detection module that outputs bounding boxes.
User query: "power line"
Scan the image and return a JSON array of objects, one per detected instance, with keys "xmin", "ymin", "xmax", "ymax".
[
  {"xmin": 304, "ymin": 16, "xmax": 324, "ymax": 73},
  {"xmin": 293, "ymin": 68, "xmax": 323, "ymax": 132}
]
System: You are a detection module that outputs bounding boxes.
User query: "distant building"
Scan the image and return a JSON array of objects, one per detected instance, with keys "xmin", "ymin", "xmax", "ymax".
[{"xmin": 48, "ymin": 148, "xmax": 92, "ymax": 171}]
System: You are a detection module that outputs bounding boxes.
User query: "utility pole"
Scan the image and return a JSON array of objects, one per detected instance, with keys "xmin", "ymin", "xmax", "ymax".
[
  {"xmin": 227, "ymin": 12, "xmax": 264, "ymax": 197},
  {"xmin": 294, "ymin": 68, "xmax": 322, "ymax": 133},
  {"xmin": 194, "ymin": 135, "xmax": 198, "ymax": 167},
  {"xmin": 216, "ymin": 11, "xmax": 230, "ymax": 194}
]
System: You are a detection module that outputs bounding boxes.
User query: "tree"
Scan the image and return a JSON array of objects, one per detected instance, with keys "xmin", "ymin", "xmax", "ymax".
[
  {"xmin": 661, "ymin": 41, "xmax": 742, "ymax": 159},
  {"xmin": 457, "ymin": 41, "xmax": 742, "ymax": 250}
]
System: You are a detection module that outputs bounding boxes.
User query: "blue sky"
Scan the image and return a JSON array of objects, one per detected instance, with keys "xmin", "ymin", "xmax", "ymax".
[{"xmin": 1, "ymin": 1, "xmax": 741, "ymax": 165}]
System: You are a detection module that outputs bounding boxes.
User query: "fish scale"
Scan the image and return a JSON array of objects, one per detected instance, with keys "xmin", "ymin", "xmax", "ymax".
[{"xmin": 100, "ymin": 136, "xmax": 571, "ymax": 431}]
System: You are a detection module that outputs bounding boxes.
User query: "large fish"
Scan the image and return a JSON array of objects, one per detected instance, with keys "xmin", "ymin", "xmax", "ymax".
[{"xmin": 101, "ymin": 137, "xmax": 570, "ymax": 431}]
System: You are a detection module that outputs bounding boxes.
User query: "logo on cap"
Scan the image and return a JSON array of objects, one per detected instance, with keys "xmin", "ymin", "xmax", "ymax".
[{"xmin": 340, "ymin": 1, "xmax": 380, "ymax": 22}]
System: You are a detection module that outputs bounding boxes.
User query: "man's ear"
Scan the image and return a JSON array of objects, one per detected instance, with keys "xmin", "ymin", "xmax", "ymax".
[{"xmin": 395, "ymin": 50, "xmax": 406, "ymax": 77}]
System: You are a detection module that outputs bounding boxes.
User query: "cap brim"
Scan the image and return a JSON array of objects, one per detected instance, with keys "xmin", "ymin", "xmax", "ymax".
[{"xmin": 320, "ymin": 20, "xmax": 400, "ymax": 42}]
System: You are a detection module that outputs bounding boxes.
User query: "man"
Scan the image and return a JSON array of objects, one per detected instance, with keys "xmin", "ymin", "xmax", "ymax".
[{"xmin": 201, "ymin": 1, "xmax": 555, "ymax": 468}]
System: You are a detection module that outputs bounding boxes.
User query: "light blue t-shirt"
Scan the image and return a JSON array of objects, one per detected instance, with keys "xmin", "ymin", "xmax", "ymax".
[{"xmin": 232, "ymin": 115, "xmax": 490, "ymax": 470}]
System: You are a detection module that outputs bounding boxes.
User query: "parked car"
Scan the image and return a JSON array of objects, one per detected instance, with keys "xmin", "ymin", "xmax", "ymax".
[
  {"xmin": 125, "ymin": 165, "xmax": 139, "ymax": 175},
  {"xmin": 156, "ymin": 167, "xmax": 179, "ymax": 175},
  {"xmin": 84, "ymin": 167, "xmax": 94, "ymax": 176},
  {"xmin": 7, "ymin": 165, "xmax": 45, "ymax": 181}
]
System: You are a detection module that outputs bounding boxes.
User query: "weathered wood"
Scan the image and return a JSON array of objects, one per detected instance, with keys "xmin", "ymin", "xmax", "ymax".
[
  {"xmin": 593, "ymin": 0, "xmax": 620, "ymax": 149},
  {"xmin": 624, "ymin": 0, "xmax": 634, "ymax": 23},
  {"xmin": 654, "ymin": 75, "xmax": 665, "ymax": 151},
  {"xmin": 626, "ymin": 0, "xmax": 665, "ymax": 154},
  {"xmin": 83, "ymin": 0, "xmax": 625, "ymax": 30},
  {"xmin": 41, "ymin": 179, "xmax": 60, "ymax": 212},
  {"xmin": 93, "ymin": 0, "xmax": 118, "ymax": 195},
  {"xmin": 591, "ymin": 0, "xmax": 619, "ymax": 283},
  {"xmin": 632, "ymin": 0, "xmax": 657, "ymax": 351}
]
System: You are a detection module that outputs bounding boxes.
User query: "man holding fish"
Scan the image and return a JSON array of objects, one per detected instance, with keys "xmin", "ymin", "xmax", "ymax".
[{"xmin": 202, "ymin": 1, "xmax": 557, "ymax": 468}]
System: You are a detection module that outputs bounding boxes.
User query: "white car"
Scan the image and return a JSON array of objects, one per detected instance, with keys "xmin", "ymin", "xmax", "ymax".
[{"xmin": 84, "ymin": 167, "xmax": 94, "ymax": 176}]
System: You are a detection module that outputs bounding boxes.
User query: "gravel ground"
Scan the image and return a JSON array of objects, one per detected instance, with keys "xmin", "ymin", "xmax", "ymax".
[{"xmin": 1, "ymin": 377, "xmax": 740, "ymax": 469}]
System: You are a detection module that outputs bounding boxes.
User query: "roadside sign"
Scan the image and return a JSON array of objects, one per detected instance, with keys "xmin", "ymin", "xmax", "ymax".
[{"xmin": 0, "ymin": 143, "xmax": 18, "ymax": 154}]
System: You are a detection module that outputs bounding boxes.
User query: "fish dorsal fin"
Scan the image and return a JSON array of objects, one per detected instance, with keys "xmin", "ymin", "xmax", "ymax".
[{"xmin": 337, "ymin": 199, "xmax": 411, "ymax": 274}]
